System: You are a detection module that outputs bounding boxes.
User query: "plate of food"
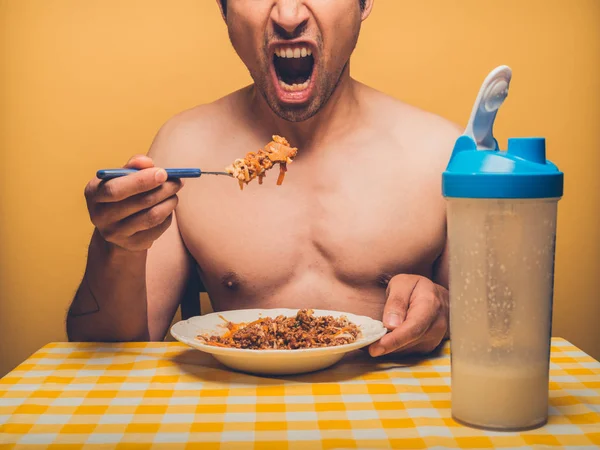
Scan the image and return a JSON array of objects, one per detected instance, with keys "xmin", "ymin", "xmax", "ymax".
[{"xmin": 170, "ymin": 308, "xmax": 387, "ymax": 375}]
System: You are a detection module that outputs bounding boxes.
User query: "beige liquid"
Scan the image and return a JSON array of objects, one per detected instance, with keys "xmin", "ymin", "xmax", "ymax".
[
  {"xmin": 447, "ymin": 199, "xmax": 556, "ymax": 430},
  {"xmin": 452, "ymin": 361, "xmax": 549, "ymax": 430}
]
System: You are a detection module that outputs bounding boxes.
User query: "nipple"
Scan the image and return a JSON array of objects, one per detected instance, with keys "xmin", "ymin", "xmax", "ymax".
[{"xmin": 221, "ymin": 272, "xmax": 241, "ymax": 291}]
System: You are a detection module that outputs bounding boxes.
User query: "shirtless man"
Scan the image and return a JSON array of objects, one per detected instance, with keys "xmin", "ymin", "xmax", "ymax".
[{"xmin": 67, "ymin": 0, "xmax": 461, "ymax": 357}]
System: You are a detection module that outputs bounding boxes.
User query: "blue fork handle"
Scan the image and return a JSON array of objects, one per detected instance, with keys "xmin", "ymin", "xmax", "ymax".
[{"xmin": 97, "ymin": 168, "xmax": 202, "ymax": 180}]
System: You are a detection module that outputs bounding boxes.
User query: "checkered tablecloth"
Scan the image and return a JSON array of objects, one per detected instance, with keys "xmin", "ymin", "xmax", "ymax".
[{"xmin": 0, "ymin": 338, "xmax": 599, "ymax": 449}]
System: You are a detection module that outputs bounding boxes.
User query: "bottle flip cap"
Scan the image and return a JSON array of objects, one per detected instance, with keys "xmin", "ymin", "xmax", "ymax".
[{"xmin": 442, "ymin": 66, "xmax": 564, "ymax": 199}]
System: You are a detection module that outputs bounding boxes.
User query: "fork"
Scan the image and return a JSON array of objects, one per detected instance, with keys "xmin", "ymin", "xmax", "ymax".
[{"xmin": 96, "ymin": 168, "xmax": 233, "ymax": 180}]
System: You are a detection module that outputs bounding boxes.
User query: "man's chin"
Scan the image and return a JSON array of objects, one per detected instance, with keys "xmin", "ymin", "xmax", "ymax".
[
  {"xmin": 267, "ymin": 99, "xmax": 321, "ymax": 123},
  {"xmin": 274, "ymin": 110, "xmax": 316, "ymax": 123},
  {"xmin": 254, "ymin": 83, "xmax": 324, "ymax": 122}
]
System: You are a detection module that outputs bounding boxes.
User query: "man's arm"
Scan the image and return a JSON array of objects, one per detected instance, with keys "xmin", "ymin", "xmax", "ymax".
[
  {"xmin": 145, "ymin": 213, "xmax": 199, "ymax": 340},
  {"xmin": 66, "ymin": 122, "xmax": 195, "ymax": 342},
  {"xmin": 67, "ymin": 227, "xmax": 151, "ymax": 342}
]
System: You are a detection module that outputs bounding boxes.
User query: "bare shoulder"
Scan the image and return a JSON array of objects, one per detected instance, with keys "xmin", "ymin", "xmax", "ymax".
[
  {"xmin": 147, "ymin": 89, "xmax": 248, "ymax": 168},
  {"xmin": 360, "ymin": 83, "xmax": 463, "ymax": 169}
]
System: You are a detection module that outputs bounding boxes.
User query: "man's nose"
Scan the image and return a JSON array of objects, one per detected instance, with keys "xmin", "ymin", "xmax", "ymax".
[{"xmin": 270, "ymin": 0, "xmax": 310, "ymax": 38}]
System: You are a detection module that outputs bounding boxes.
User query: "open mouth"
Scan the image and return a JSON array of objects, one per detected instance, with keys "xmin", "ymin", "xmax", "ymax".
[{"xmin": 272, "ymin": 45, "xmax": 315, "ymax": 95}]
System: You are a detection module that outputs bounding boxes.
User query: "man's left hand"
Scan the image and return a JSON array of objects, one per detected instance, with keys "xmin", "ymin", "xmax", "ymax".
[{"xmin": 369, "ymin": 274, "xmax": 449, "ymax": 357}]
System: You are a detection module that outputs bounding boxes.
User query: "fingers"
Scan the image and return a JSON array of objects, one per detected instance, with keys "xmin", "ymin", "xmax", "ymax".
[
  {"xmin": 127, "ymin": 213, "xmax": 174, "ymax": 252},
  {"xmin": 115, "ymin": 195, "xmax": 179, "ymax": 237},
  {"xmin": 93, "ymin": 167, "xmax": 168, "ymax": 203},
  {"xmin": 370, "ymin": 295, "xmax": 437, "ymax": 357},
  {"xmin": 125, "ymin": 154, "xmax": 154, "ymax": 169},
  {"xmin": 381, "ymin": 315, "xmax": 448, "ymax": 357},
  {"xmin": 92, "ymin": 180, "xmax": 183, "ymax": 227},
  {"xmin": 83, "ymin": 155, "xmax": 183, "ymax": 252},
  {"xmin": 98, "ymin": 195, "xmax": 178, "ymax": 251},
  {"xmin": 382, "ymin": 275, "xmax": 420, "ymax": 329},
  {"xmin": 84, "ymin": 155, "xmax": 159, "ymax": 203}
]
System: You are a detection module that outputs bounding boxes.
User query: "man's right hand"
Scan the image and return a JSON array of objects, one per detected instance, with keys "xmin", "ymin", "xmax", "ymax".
[{"xmin": 84, "ymin": 155, "xmax": 183, "ymax": 252}]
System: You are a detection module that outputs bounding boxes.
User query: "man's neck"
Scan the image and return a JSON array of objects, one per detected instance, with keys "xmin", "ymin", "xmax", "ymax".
[{"xmin": 246, "ymin": 66, "xmax": 363, "ymax": 151}]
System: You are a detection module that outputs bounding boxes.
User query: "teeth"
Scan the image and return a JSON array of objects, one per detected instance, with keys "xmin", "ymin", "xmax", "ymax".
[
  {"xmin": 275, "ymin": 47, "xmax": 313, "ymax": 59},
  {"xmin": 279, "ymin": 78, "xmax": 311, "ymax": 92}
]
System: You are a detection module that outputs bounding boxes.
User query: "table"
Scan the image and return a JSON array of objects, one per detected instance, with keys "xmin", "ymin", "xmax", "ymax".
[{"xmin": 0, "ymin": 338, "xmax": 599, "ymax": 449}]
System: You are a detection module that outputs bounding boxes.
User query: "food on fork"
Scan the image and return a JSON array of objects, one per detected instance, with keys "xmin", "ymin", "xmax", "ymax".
[
  {"xmin": 225, "ymin": 135, "xmax": 298, "ymax": 190},
  {"xmin": 197, "ymin": 309, "xmax": 361, "ymax": 350}
]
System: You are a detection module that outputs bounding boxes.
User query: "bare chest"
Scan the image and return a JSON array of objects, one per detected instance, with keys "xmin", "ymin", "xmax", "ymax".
[{"xmin": 175, "ymin": 142, "xmax": 446, "ymax": 298}]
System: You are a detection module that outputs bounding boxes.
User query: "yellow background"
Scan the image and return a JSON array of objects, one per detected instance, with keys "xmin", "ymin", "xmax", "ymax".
[{"xmin": 1, "ymin": 0, "xmax": 599, "ymax": 376}]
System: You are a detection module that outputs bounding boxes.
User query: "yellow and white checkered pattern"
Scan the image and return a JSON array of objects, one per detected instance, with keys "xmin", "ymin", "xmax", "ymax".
[{"xmin": 0, "ymin": 338, "xmax": 599, "ymax": 449}]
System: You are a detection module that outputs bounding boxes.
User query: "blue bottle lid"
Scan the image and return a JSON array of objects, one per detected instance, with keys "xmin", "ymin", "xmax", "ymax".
[{"xmin": 442, "ymin": 66, "xmax": 563, "ymax": 199}]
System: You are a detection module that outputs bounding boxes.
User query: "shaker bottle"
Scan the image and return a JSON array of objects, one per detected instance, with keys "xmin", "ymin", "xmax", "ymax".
[{"xmin": 442, "ymin": 66, "xmax": 564, "ymax": 430}]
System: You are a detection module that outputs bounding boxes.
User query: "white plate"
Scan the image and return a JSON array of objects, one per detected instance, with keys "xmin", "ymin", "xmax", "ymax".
[{"xmin": 170, "ymin": 308, "xmax": 387, "ymax": 375}]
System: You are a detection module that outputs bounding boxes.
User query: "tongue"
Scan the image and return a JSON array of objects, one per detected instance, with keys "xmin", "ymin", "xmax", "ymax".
[{"xmin": 288, "ymin": 75, "xmax": 309, "ymax": 85}]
